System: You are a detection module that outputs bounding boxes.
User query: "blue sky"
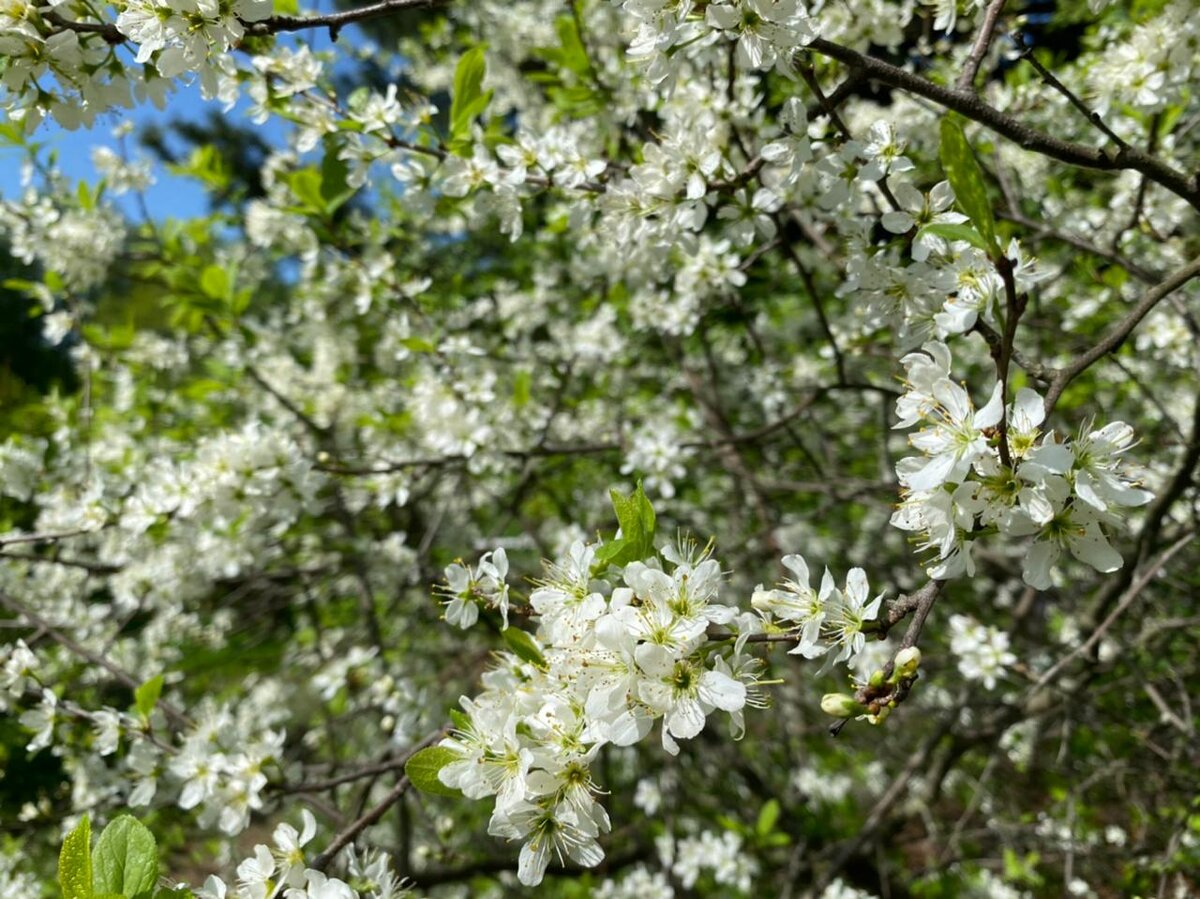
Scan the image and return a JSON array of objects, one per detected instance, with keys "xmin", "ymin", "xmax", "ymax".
[{"xmin": 0, "ymin": 3, "xmax": 348, "ymax": 221}]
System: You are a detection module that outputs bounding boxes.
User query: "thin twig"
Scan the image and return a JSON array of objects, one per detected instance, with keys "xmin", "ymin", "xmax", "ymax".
[
  {"xmin": 804, "ymin": 38, "xmax": 1200, "ymax": 210},
  {"xmin": 1043, "ymin": 255, "xmax": 1200, "ymax": 414},
  {"xmin": 957, "ymin": 0, "xmax": 1008, "ymax": 92}
]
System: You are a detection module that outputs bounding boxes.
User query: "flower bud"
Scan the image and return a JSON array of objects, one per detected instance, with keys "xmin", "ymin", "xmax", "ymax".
[
  {"xmin": 893, "ymin": 646, "xmax": 922, "ymax": 680},
  {"xmin": 821, "ymin": 693, "xmax": 866, "ymax": 719}
]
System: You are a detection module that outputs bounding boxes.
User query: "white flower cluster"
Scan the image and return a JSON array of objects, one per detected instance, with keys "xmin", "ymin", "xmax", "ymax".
[
  {"xmin": 751, "ymin": 554, "xmax": 884, "ymax": 665},
  {"xmin": 117, "ymin": 0, "xmax": 270, "ymax": 81},
  {"xmin": 947, "ymin": 613, "xmax": 1016, "ymax": 690},
  {"xmin": 847, "ymin": 181, "xmax": 1049, "ymax": 349},
  {"xmin": 437, "ymin": 547, "xmax": 510, "ymax": 629},
  {"xmin": 127, "ymin": 704, "xmax": 286, "ymax": 834},
  {"xmin": 664, "ymin": 829, "xmax": 757, "ymax": 891},
  {"xmin": 620, "ymin": 0, "xmax": 816, "ymax": 85},
  {"xmin": 892, "ymin": 341, "xmax": 1152, "ymax": 588},
  {"xmin": 436, "ymin": 538, "xmax": 762, "ymax": 885},
  {"xmin": 620, "ymin": 421, "xmax": 693, "ymax": 498},
  {"xmin": 196, "ymin": 813, "xmax": 408, "ymax": 899}
]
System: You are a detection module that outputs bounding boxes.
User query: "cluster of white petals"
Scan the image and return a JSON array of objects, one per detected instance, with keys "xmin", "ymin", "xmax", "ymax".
[{"xmin": 893, "ymin": 342, "xmax": 1152, "ymax": 587}]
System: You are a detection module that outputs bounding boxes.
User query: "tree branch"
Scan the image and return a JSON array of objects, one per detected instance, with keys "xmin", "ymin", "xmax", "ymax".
[
  {"xmin": 1043, "ymin": 254, "xmax": 1200, "ymax": 414},
  {"xmin": 956, "ymin": 0, "xmax": 1008, "ymax": 92},
  {"xmin": 804, "ymin": 38, "xmax": 1200, "ymax": 211}
]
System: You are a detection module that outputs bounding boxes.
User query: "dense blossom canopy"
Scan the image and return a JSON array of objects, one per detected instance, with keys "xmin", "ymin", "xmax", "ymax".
[{"xmin": 0, "ymin": 0, "xmax": 1198, "ymax": 896}]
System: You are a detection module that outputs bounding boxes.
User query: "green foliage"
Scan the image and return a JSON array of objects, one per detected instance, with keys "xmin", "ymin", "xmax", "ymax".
[
  {"xmin": 593, "ymin": 482, "xmax": 657, "ymax": 571},
  {"xmin": 449, "ymin": 46, "xmax": 494, "ymax": 152},
  {"xmin": 502, "ymin": 626, "xmax": 549, "ymax": 668},
  {"xmin": 133, "ymin": 675, "xmax": 164, "ymax": 723},
  {"xmin": 58, "ymin": 816, "xmax": 92, "ymax": 899},
  {"xmin": 939, "ymin": 116, "xmax": 1000, "ymax": 258},
  {"xmin": 915, "ymin": 221, "xmax": 989, "ymax": 252},
  {"xmin": 530, "ymin": 16, "xmax": 607, "ymax": 118},
  {"xmin": 405, "ymin": 746, "xmax": 464, "ymax": 797},
  {"xmin": 93, "ymin": 817, "xmax": 158, "ymax": 899},
  {"xmin": 57, "ymin": 814, "xmax": 175, "ymax": 899}
]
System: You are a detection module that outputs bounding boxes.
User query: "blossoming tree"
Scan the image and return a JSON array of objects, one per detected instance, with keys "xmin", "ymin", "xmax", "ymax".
[{"xmin": 1, "ymin": 0, "xmax": 1198, "ymax": 896}]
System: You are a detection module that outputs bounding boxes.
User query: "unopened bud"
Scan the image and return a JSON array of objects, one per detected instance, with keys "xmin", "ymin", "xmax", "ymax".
[
  {"xmin": 821, "ymin": 693, "xmax": 866, "ymax": 719},
  {"xmin": 893, "ymin": 646, "xmax": 922, "ymax": 680},
  {"xmin": 868, "ymin": 668, "xmax": 886, "ymax": 688}
]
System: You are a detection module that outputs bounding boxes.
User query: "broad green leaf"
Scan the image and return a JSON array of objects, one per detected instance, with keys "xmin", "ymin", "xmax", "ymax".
[
  {"xmin": 319, "ymin": 137, "xmax": 357, "ymax": 213},
  {"xmin": 448, "ymin": 707, "xmax": 471, "ymax": 732},
  {"xmin": 915, "ymin": 222, "xmax": 989, "ymax": 252},
  {"xmin": 154, "ymin": 889, "xmax": 195, "ymax": 899},
  {"xmin": 77, "ymin": 180, "xmax": 94, "ymax": 211},
  {"xmin": 939, "ymin": 117, "xmax": 999, "ymax": 257},
  {"xmin": 513, "ymin": 369, "xmax": 532, "ymax": 407},
  {"xmin": 405, "ymin": 746, "xmax": 464, "ymax": 797},
  {"xmin": 502, "ymin": 627, "xmax": 547, "ymax": 669},
  {"xmin": 58, "ymin": 815, "xmax": 93, "ymax": 899},
  {"xmin": 93, "ymin": 815, "xmax": 158, "ymax": 898},
  {"xmin": 134, "ymin": 674, "xmax": 163, "ymax": 721},
  {"xmin": 756, "ymin": 799, "xmax": 780, "ymax": 837},
  {"xmin": 555, "ymin": 14, "xmax": 591, "ymax": 78},
  {"xmin": 610, "ymin": 481, "xmax": 656, "ymax": 560},
  {"xmin": 450, "ymin": 46, "xmax": 490, "ymax": 143},
  {"xmin": 199, "ymin": 265, "xmax": 230, "ymax": 302},
  {"xmin": 283, "ymin": 168, "xmax": 325, "ymax": 215}
]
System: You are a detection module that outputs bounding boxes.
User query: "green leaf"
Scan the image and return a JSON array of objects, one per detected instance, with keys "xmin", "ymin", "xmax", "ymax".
[
  {"xmin": 502, "ymin": 627, "xmax": 548, "ymax": 669},
  {"xmin": 513, "ymin": 369, "xmax": 532, "ymax": 407},
  {"xmin": 154, "ymin": 889, "xmax": 194, "ymax": 899},
  {"xmin": 939, "ymin": 116, "xmax": 999, "ymax": 257},
  {"xmin": 77, "ymin": 180, "xmax": 94, "ymax": 212},
  {"xmin": 554, "ymin": 14, "xmax": 591, "ymax": 77},
  {"xmin": 58, "ymin": 815, "xmax": 93, "ymax": 899},
  {"xmin": 448, "ymin": 707, "xmax": 471, "ymax": 732},
  {"xmin": 405, "ymin": 746, "xmax": 464, "ymax": 797},
  {"xmin": 756, "ymin": 799, "xmax": 780, "ymax": 837},
  {"xmin": 199, "ymin": 265, "xmax": 230, "ymax": 302},
  {"xmin": 915, "ymin": 222, "xmax": 989, "ymax": 252},
  {"xmin": 319, "ymin": 137, "xmax": 357, "ymax": 213},
  {"xmin": 450, "ymin": 46, "xmax": 491, "ymax": 143},
  {"xmin": 282, "ymin": 168, "xmax": 325, "ymax": 215},
  {"xmin": 610, "ymin": 481, "xmax": 656, "ymax": 560},
  {"xmin": 93, "ymin": 815, "xmax": 158, "ymax": 899},
  {"xmin": 134, "ymin": 675, "xmax": 163, "ymax": 721}
]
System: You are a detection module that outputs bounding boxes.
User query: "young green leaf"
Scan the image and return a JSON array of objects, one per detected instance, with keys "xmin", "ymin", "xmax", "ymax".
[
  {"xmin": 319, "ymin": 136, "xmax": 357, "ymax": 213},
  {"xmin": 610, "ymin": 481, "xmax": 656, "ymax": 560},
  {"xmin": 58, "ymin": 815, "xmax": 93, "ymax": 899},
  {"xmin": 405, "ymin": 746, "xmax": 465, "ymax": 797},
  {"xmin": 939, "ymin": 117, "xmax": 999, "ymax": 258},
  {"xmin": 93, "ymin": 815, "xmax": 158, "ymax": 899},
  {"xmin": 756, "ymin": 799, "xmax": 780, "ymax": 837},
  {"xmin": 502, "ymin": 627, "xmax": 548, "ymax": 669},
  {"xmin": 448, "ymin": 707, "xmax": 471, "ymax": 732},
  {"xmin": 134, "ymin": 675, "xmax": 163, "ymax": 721},
  {"xmin": 450, "ymin": 46, "xmax": 492, "ymax": 143},
  {"xmin": 915, "ymin": 222, "xmax": 989, "ymax": 252}
]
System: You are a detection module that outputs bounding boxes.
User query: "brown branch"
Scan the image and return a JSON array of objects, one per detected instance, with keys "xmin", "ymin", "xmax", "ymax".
[
  {"xmin": 1043, "ymin": 254, "xmax": 1200, "ymax": 414},
  {"xmin": 309, "ymin": 725, "xmax": 449, "ymax": 871},
  {"xmin": 804, "ymin": 38, "xmax": 1200, "ymax": 211},
  {"xmin": 0, "ymin": 528, "xmax": 99, "ymax": 547},
  {"xmin": 1020, "ymin": 47, "xmax": 1130, "ymax": 151},
  {"xmin": 956, "ymin": 0, "xmax": 1008, "ymax": 92},
  {"xmin": 1027, "ymin": 533, "xmax": 1194, "ymax": 696},
  {"xmin": 0, "ymin": 590, "xmax": 192, "ymax": 728},
  {"xmin": 246, "ymin": 0, "xmax": 449, "ymax": 39}
]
